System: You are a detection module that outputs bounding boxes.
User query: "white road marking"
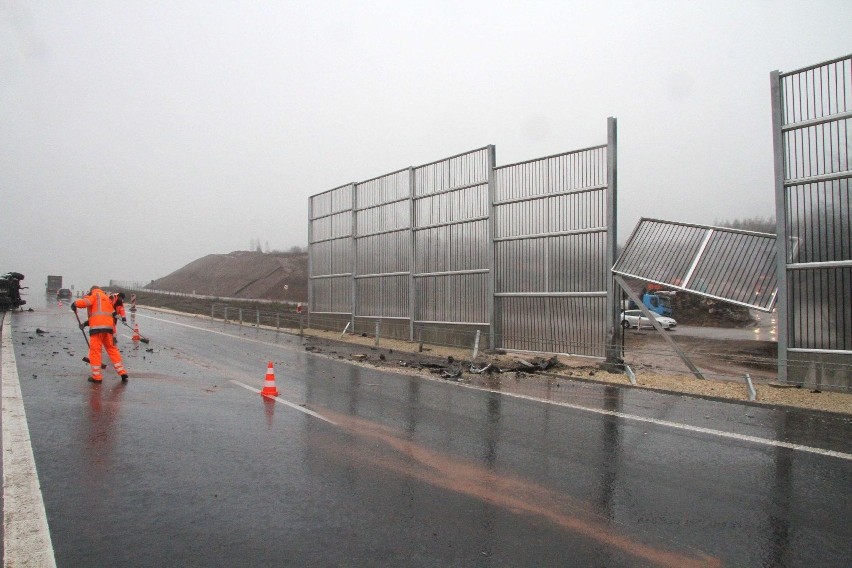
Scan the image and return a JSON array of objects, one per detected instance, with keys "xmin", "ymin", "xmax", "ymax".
[
  {"xmin": 137, "ymin": 313, "xmax": 290, "ymax": 348},
  {"xmin": 451, "ymin": 381, "xmax": 852, "ymax": 461},
  {"xmin": 136, "ymin": 314, "xmax": 335, "ymax": 424},
  {"xmin": 1, "ymin": 316, "xmax": 57, "ymax": 567},
  {"xmin": 230, "ymin": 381, "xmax": 337, "ymax": 425},
  {"xmin": 139, "ymin": 311, "xmax": 851, "ymax": 461}
]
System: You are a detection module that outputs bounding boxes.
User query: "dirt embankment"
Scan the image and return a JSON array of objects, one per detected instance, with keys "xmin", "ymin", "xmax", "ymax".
[{"xmin": 148, "ymin": 251, "xmax": 307, "ymax": 302}]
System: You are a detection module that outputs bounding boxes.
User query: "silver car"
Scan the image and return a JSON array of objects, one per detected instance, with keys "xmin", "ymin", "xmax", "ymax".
[{"xmin": 620, "ymin": 309, "xmax": 677, "ymax": 330}]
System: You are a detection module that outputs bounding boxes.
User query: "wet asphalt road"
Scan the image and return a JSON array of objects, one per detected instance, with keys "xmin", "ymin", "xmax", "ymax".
[{"xmin": 2, "ymin": 302, "xmax": 851, "ymax": 567}]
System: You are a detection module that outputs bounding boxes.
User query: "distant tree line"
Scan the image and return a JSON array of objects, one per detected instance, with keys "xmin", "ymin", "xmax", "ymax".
[
  {"xmin": 248, "ymin": 238, "xmax": 306, "ymax": 254},
  {"xmin": 714, "ymin": 216, "xmax": 776, "ymax": 234}
]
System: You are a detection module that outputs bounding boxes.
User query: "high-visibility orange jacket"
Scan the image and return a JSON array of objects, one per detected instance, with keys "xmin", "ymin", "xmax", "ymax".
[
  {"xmin": 74, "ymin": 287, "xmax": 116, "ymax": 335},
  {"xmin": 110, "ymin": 293, "xmax": 126, "ymax": 320}
]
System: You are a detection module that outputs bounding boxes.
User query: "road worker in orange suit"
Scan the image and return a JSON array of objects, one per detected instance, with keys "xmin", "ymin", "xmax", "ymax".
[
  {"xmin": 73, "ymin": 286, "xmax": 128, "ymax": 384},
  {"xmin": 109, "ymin": 291, "xmax": 127, "ymax": 342}
]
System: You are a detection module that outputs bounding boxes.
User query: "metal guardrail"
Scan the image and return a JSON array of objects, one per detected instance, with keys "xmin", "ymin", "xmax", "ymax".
[
  {"xmin": 108, "ymin": 287, "xmax": 852, "ymax": 393},
  {"xmin": 111, "ymin": 282, "xmax": 300, "ymax": 307}
]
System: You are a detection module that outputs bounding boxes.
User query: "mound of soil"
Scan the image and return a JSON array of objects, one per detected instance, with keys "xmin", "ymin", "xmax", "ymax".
[
  {"xmin": 148, "ymin": 251, "xmax": 307, "ymax": 302},
  {"xmin": 670, "ymin": 292, "xmax": 755, "ymax": 328}
]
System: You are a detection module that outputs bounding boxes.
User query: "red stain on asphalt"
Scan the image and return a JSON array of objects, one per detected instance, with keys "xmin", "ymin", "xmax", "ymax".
[{"xmin": 312, "ymin": 410, "xmax": 721, "ymax": 568}]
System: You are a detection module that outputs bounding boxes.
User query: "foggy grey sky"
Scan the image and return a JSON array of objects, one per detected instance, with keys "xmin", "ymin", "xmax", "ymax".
[{"xmin": 1, "ymin": 1, "xmax": 850, "ymax": 293}]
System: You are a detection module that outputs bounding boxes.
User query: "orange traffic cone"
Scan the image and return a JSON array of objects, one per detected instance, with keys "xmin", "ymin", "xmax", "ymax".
[
  {"xmin": 260, "ymin": 361, "xmax": 279, "ymax": 397},
  {"xmin": 132, "ymin": 323, "xmax": 141, "ymax": 342}
]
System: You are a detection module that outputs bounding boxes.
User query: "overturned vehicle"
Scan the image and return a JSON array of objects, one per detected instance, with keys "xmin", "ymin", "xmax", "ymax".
[{"xmin": 0, "ymin": 272, "xmax": 26, "ymax": 311}]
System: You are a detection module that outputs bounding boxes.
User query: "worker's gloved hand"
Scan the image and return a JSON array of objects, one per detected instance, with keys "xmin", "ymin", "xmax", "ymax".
[
  {"xmin": 71, "ymin": 305, "xmax": 77, "ymax": 312},
  {"xmin": 81, "ymin": 320, "xmax": 89, "ymax": 328},
  {"xmin": 122, "ymin": 317, "xmax": 127, "ymax": 323},
  {"xmin": 79, "ymin": 323, "xmax": 86, "ymax": 330}
]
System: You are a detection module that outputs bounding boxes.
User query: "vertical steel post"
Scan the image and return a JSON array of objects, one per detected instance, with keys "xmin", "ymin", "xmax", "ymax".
[
  {"xmin": 542, "ymin": 151, "xmax": 551, "ymax": 354},
  {"xmin": 770, "ymin": 70, "xmax": 789, "ymax": 384},
  {"xmin": 408, "ymin": 167, "xmax": 416, "ymax": 342},
  {"xmin": 606, "ymin": 117, "xmax": 622, "ymax": 363},
  {"xmin": 374, "ymin": 319, "xmax": 380, "ymax": 347},
  {"xmin": 307, "ymin": 197, "xmax": 313, "ymax": 331},
  {"xmin": 350, "ymin": 183, "xmax": 358, "ymax": 334},
  {"xmin": 486, "ymin": 144, "xmax": 497, "ymax": 350}
]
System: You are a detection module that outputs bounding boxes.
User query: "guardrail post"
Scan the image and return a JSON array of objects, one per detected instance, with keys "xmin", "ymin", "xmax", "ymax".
[
  {"xmin": 238, "ymin": 308, "xmax": 243, "ymax": 327},
  {"xmin": 418, "ymin": 329, "xmax": 423, "ymax": 352},
  {"xmin": 745, "ymin": 373, "xmax": 757, "ymax": 401},
  {"xmin": 375, "ymin": 319, "xmax": 380, "ymax": 347},
  {"xmin": 625, "ymin": 364, "xmax": 637, "ymax": 386},
  {"xmin": 276, "ymin": 312, "xmax": 280, "ymax": 332},
  {"xmin": 472, "ymin": 329, "xmax": 481, "ymax": 359},
  {"xmin": 256, "ymin": 309, "xmax": 260, "ymax": 328}
]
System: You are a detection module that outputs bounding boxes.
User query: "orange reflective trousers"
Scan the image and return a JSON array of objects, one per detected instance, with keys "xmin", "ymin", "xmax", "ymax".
[{"xmin": 88, "ymin": 331, "xmax": 126, "ymax": 381}]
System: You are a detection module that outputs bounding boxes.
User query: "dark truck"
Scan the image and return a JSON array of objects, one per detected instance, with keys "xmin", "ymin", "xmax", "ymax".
[
  {"xmin": 0, "ymin": 272, "xmax": 26, "ymax": 310},
  {"xmin": 46, "ymin": 275, "xmax": 63, "ymax": 295}
]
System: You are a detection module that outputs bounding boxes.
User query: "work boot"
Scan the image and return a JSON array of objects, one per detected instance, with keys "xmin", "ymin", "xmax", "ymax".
[
  {"xmin": 120, "ymin": 374, "xmax": 129, "ymax": 383},
  {"xmin": 87, "ymin": 376, "xmax": 102, "ymax": 384}
]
